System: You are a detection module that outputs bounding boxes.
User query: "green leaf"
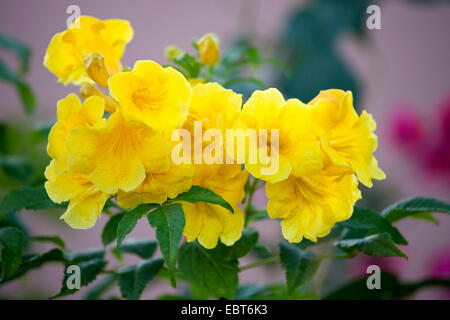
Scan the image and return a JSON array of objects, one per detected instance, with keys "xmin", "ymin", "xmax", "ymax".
[
  {"xmin": 0, "ymin": 33, "xmax": 31, "ymax": 73},
  {"xmin": 3, "ymin": 248, "xmax": 65, "ymax": 283},
  {"xmin": 223, "ymin": 77, "xmax": 265, "ymax": 90},
  {"xmin": 54, "ymin": 258, "xmax": 107, "ymax": 298},
  {"xmin": 0, "ymin": 227, "xmax": 25, "ymax": 280},
  {"xmin": 178, "ymin": 241, "xmax": 239, "ymax": 299},
  {"xmin": 324, "ymin": 271, "xmax": 450, "ymax": 300},
  {"xmin": 15, "ymin": 81, "xmax": 36, "ymax": 114},
  {"xmin": 84, "ymin": 275, "xmax": 116, "ymax": 300},
  {"xmin": 335, "ymin": 233, "xmax": 407, "ymax": 258},
  {"xmin": 216, "ymin": 228, "xmax": 258, "ymax": 260},
  {"xmin": 116, "ymin": 204, "xmax": 158, "ymax": 247},
  {"xmin": 101, "ymin": 213, "xmax": 124, "ymax": 246},
  {"xmin": 147, "ymin": 203, "xmax": 184, "ymax": 287},
  {"xmin": 117, "ymin": 239, "xmax": 157, "ymax": 259},
  {"xmin": 172, "ymin": 185, "xmax": 234, "ymax": 213},
  {"xmin": 0, "ymin": 59, "xmax": 36, "ymax": 114},
  {"xmin": 28, "ymin": 235, "xmax": 66, "ymax": 249},
  {"xmin": 64, "ymin": 248, "xmax": 105, "ymax": 263},
  {"xmin": 172, "ymin": 52, "xmax": 200, "ymax": 78},
  {"xmin": 117, "ymin": 257, "xmax": 164, "ymax": 300},
  {"xmin": 382, "ymin": 197, "xmax": 450, "ymax": 223},
  {"xmin": 279, "ymin": 242, "xmax": 320, "ymax": 295},
  {"xmin": 409, "ymin": 211, "xmax": 439, "ymax": 225},
  {"xmin": 235, "ymin": 284, "xmax": 266, "ymax": 300},
  {"xmin": 0, "ymin": 185, "xmax": 62, "ymax": 221},
  {"xmin": 0, "ymin": 154, "xmax": 32, "ymax": 182},
  {"xmin": 252, "ymin": 244, "xmax": 273, "ymax": 258},
  {"xmin": 338, "ymin": 207, "xmax": 407, "ymax": 245}
]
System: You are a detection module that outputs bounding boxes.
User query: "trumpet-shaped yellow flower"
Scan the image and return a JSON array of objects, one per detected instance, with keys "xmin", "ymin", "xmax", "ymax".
[
  {"xmin": 108, "ymin": 60, "xmax": 192, "ymax": 131},
  {"xmin": 117, "ymin": 163, "xmax": 194, "ymax": 208},
  {"xmin": 45, "ymin": 160, "xmax": 109, "ymax": 229},
  {"xmin": 45, "ymin": 94, "xmax": 110, "ymax": 229},
  {"xmin": 234, "ymin": 88, "xmax": 324, "ymax": 183},
  {"xmin": 182, "ymin": 164, "xmax": 247, "ymax": 249},
  {"xmin": 197, "ymin": 33, "xmax": 220, "ymax": 66},
  {"xmin": 187, "ymin": 82, "xmax": 241, "ymax": 132},
  {"xmin": 44, "ymin": 16, "xmax": 133, "ymax": 85},
  {"xmin": 266, "ymin": 163, "xmax": 361, "ymax": 243},
  {"xmin": 47, "ymin": 94, "xmax": 106, "ymax": 173},
  {"xmin": 308, "ymin": 90, "xmax": 385, "ymax": 187},
  {"xmin": 179, "ymin": 83, "xmax": 247, "ymax": 248},
  {"xmin": 66, "ymin": 111, "xmax": 170, "ymax": 194}
]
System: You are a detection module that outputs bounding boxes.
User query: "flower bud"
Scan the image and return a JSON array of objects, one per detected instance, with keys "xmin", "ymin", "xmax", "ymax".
[
  {"xmin": 164, "ymin": 45, "xmax": 184, "ymax": 61},
  {"xmin": 197, "ymin": 33, "xmax": 220, "ymax": 66},
  {"xmin": 84, "ymin": 53, "xmax": 111, "ymax": 88}
]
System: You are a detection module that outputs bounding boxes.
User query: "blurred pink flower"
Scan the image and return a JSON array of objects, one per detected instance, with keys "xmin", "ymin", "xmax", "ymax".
[
  {"xmin": 388, "ymin": 92, "xmax": 450, "ymax": 179},
  {"xmin": 428, "ymin": 247, "xmax": 450, "ymax": 299},
  {"xmin": 389, "ymin": 104, "xmax": 424, "ymax": 149}
]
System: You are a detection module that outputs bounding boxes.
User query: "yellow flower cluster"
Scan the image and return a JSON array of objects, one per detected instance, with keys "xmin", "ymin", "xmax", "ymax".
[{"xmin": 43, "ymin": 16, "xmax": 384, "ymax": 247}]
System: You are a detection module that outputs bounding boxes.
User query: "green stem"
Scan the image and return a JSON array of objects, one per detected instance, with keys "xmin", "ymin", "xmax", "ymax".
[
  {"xmin": 239, "ymin": 256, "xmax": 279, "ymax": 271},
  {"xmin": 244, "ymin": 177, "xmax": 259, "ymax": 226}
]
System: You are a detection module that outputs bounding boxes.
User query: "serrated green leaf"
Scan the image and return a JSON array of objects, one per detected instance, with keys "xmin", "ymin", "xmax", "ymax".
[
  {"xmin": 178, "ymin": 241, "xmax": 239, "ymax": 299},
  {"xmin": 335, "ymin": 233, "xmax": 407, "ymax": 258},
  {"xmin": 117, "ymin": 257, "xmax": 164, "ymax": 300},
  {"xmin": 0, "ymin": 154, "xmax": 32, "ymax": 182},
  {"xmin": 338, "ymin": 207, "xmax": 407, "ymax": 245},
  {"xmin": 279, "ymin": 242, "xmax": 320, "ymax": 295},
  {"xmin": 2, "ymin": 248, "xmax": 65, "ymax": 283},
  {"xmin": 28, "ymin": 235, "xmax": 66, "ymax": 249},
  {"xmin": 101, "ymin": 213, "xmax": 124, "ymax": 246},
  {"xmin": 172, "ymin": 185, "xmax": 234, "ymax": 213},
  {"xmin": 84, "ymin": 275, "xmax": 116, "ymax": 300},
  {"xmin": 147, "ymin": 203, "xmax": 184, "ymax": 287},
  {"xmin": 116, "ymin": 204, "xmax": 158, "ymax": 247},
  {"xmin": 64, "ymin": 248, "xmax": 105, "ymax": 263},
  {"xmin": 382, "ymin": 197, "xmax": 450, "ymax": 223},
  {"xmin": 0, "ymin": 227, "xmax": 25, "ymax": 280},
  {"xmin": 252, "ymin": 244, "xmax": 272, "ymax": 258},
  {"xmin": 117, "ymin": 239, "xmax": 157, "ymax": 259},
  {"xmin": 53, "ymin": 258, "xmax": 107, "ymax": 298},
  {"xmin": 0, "ymin": 185, "xmax": 62, "ymax": 221}
]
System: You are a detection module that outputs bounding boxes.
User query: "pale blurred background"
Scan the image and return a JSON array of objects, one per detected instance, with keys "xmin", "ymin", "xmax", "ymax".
[{"xmin": 0, "ymin": 0, "xmax": 449, "ymax": 299}]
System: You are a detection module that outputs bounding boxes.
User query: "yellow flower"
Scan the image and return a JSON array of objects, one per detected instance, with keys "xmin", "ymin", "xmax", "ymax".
[
  {"xmin": 66, "ymin": 111, "xmax": 171, "ymax": 194},
  {"xmin": 47, "ymin": 94, "xmax": 106, "ymax": 173},
  {"xmin": 307, "ymin": 89, "xmax": 385, "ymax": 187},
  {"xmin": 186, "ymin": 82, "xmax": 241, "ymax": 133},
  {"xmin": 234, "ymin": 88, "xmax": 324, "ymax": 183},
  {"xmin": 108, "ymin": 60, "xmax": 192, "ymax": 131},
  {"xmin": 44, "ymin": 16, "xmax": 133, "ymax": 85},
  {"xmin": 117, "ymin": 163, "xmax": 194, "ymax": 209},
  {"xmin": 266, "ymin": 163, "xmax": 361, "ymax": 243},
  {"xmin": 182, "ymin": 164, "xmax": 247, "ymax": 249},
  {"xmin": 45, "ymin": 94, "xmax": 110, "ymax": 229},
  {"xmin": 179, "ymin": 83, "xmax": 247, "ymax": 248},
  {"xmin": 45, "ymin": 160, "xmax": 108, "ymax": 229},
  {"xmin": 197, "ymin": 33, "xmax": 220, "ymax": 66}
]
